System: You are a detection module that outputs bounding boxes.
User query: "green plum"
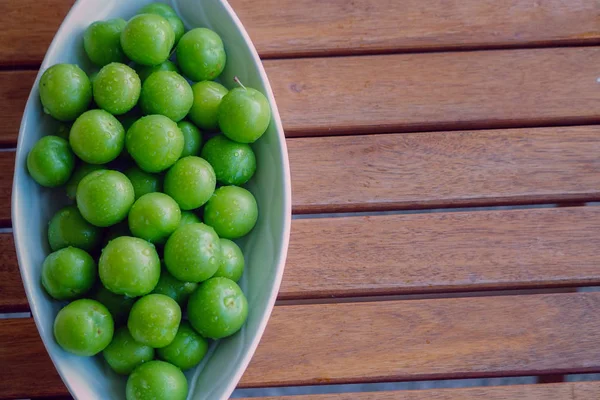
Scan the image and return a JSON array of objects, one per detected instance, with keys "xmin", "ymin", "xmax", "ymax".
[
  {"xmin": 166, "ymin": 15, "xmax": 185, "ymax": 44},
  {"xmin": 27, "ymin": 136, "xmax": 75, "ymax": 187},
  {"xmin": 121, "ymin": 14, "xmax": 175, "ymax": 66},
  {"xmin": 70, "ymin": 109, "xmax": 125, "ymax": 164},
  {"xmin": 218, "ymin": 86, "xmax": 271, "ymax": 143},
  {"xmin": 133, "ymin": 60, "xmax": 179, "ymax": 83},
  {"xmin": 93, "ymin": 62, "xmax": 141, "ymax": 115},
  {"xmin": 126, "ymin": 360, "xmax": 188, "ymax": 400},
  {"xmin": 48, "ymin": 205, "xmax": 102, "ymax": 252},
  {"xmin": 203, "ymin": 186, "xmax": 258, "ymax": 239},
  {"xmin": 188, "ymin": 81, "xmax": 227, "ymax": 130},
  {"xmin": 126, "ymin": 115, "xmax": 184, "ymax": 173},
  {"xmin": 92, "ymin": 285, "xmax": 136, "ymax": 326},
  {"xmin": 65, "ymin": 163, "xmax": 103, "ymax": 199},
  {"xmin": 213, "ymin": 239, "xmax": 244, "ymax": 282},
  {"xmin": 156, "ymin": 321, "xmax": 208, "ymax": 370},
  {"xmin": 54, "ymin": 299, "xmax": 114, "ymax": 356},
  {"xmin": 140, "ymin": 71, "xmax": 193, "ymax": 121},
  {"xmin": 76, "ymin": 170, "xmax": 135, "ymax": 227},
  {"xmin": 41, "ymin": 247, "xmax": 96, "ymax": 300},
  {"xmin": 163, "ymin": 156, "xmax": 215, "ymax": 210},
  {"xmin": 128, "ymin": 192, "xmax": 181, "ymax": 244},
  {"xmin": 128, "ymin": 294, "xmax": 181, "ymax": 348},
  {"xmin": 138, "ymin": 3, "xmax": 184, "ymax": 45},
  {"xmin": 187, "ymin": 277, "xmax": 248, "ymax": 339},
  {"xmin": 177, "ymin": 28, "xmax": 225, "ymax": 81},
  {"xmin": 124, "ymin": 166, "xmax": 163, "ymax": 199},
  {"xmin": 201, "ymin": 134, "xmax": 256, "ymax": 185},
  {"xmin": 152, "ymin": 267, "xmax": 198, "ymax": 306},
  {"xmin": 103, "ymin": 327, "xmax": 154, "ymax": 375},
  {"xmin": 138, "ymin": 3, "xmax": 177, "ymax": 18},
  {"xmin": 39, "ymin": 64, "xmax": 92, "ymax": 121},
  {"xmin": 99, "ymin": 236, "xmax": 161, "ymax": 297},
  {"xmin": 84, "ymin": 18, "xmax": 128, "ymax": 66},
  {"xmin": 178, "ymin": 120, "xmax": 202, "ymax": 157},
  {"xmin": 164, "ymin": 223, "xmax": 221, "ymax": 283}
]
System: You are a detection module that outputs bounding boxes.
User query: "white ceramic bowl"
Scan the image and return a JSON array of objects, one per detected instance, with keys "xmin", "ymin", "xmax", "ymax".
[{"xmin": 11, "ymin": 1, "xmax": 291, "ymax": 399}]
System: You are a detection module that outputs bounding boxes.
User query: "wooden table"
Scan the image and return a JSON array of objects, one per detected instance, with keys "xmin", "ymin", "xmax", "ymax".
[{"xmin": 2, "ymin": 0, "xmax": 600, "ymax": 399}]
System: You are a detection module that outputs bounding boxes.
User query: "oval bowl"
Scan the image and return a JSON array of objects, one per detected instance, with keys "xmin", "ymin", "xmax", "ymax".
[{"xmin": 11, "ymin": 0, "xmax": 291, "ymax": 399}]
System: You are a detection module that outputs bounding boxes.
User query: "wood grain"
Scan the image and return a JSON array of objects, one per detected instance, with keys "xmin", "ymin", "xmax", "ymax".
[
  {"xmin": 266, "ymin": 47, "xmax": 600, "ymax": 136},
  {"xmin": 289, "ymin": 126, "xmax": 600, "ymax": 213},
  {"xmin": 2, "ymin": 0, "xmax": 600, "ymax": 65},
  {"xmin": 0, "ymin": 0, "xmax": 72, "ymax": 67},
  {"xmin": 5, "ymin": 207, "xmax": 600, "ymax": 310},
  {"xmin": 0, "ymin": 71, "xmax": 35, "ymax": 147},
  {"xmin": 282, "ymin": 207, "xmax": 600, "ymax": 299},
  {"xmin": 3, "ymin": 293, "xmax": 600, "ymax": 398},
  {"xmin": 241, "ymin": 293, "xmax": 600, "ymax": 387},
  {"xmin": 0, "ymin": 319, "xmax": 63, "ymax": 399},
  {"xmin": 3, "ymin": 48, "xmax": 600, "ymax": 143},
  {"xmin": 0, "ymin": 235, "xmax": 25, "ymax": 312},
  {"xmin": 239, "ymin": 382, "xmax": 600, "ymax": 400},
  {"xmin": 5, "ymin": 125, "xmax": 600, "ymax": 221},
  {"xmin": 231, "ymin": 0, "xmax": 600, "ymax": 58}
]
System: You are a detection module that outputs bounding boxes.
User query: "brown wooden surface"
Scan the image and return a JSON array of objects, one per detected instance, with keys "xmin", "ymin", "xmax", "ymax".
[
  {"xmin": 233, "ymin": 0, "xmax": 600, "ymax": 58},
  {"xmin": 3, "ymin": 0, "xmax": 600, "ymax": 399},
  {"xmin": 242, "ymin": 293, "xmax": 600, "ymax": 387},
  {"xmin": 0, "ymin": 319, "xmax": 63, "ymax": 399},
  {"xmin": 289, "ymin": 126, "xmax": 600, "ymax": 213},
  {"xmin": 2, "ymin": 0, "xmax": 600, "ymax": 65},
  {"xmin": 3, "ymin": 293, "xmax": 600, "ymax": 398},
  {"xmin": 0, "ymin": 153, "xmax": 14, "ymax": 226},
  {"xmin": 0, "ymin": 235, "xmax": 24, "ymax": 312},
  {"xmin": 239, "ymin": 381, "xmax": 600, "ymax": 400},
  {"xmin": 0, "ymin": 71, "xmax": 35, "ymax": 146},
  {"xmin": 266, "ymin": 47, "xmax": 600, "ymax": 136},
  {"xmin": 283, "ymin": 207, "xmax": 600, "ymax": 299},
  {"xmin": 3, "ymin": 48, "xmax": 600, "ymax": 144},
  {"xmin": 1, "ymin": 123, "xmax": 600, "ymax": 223},
  {"xmin": 5, "ymin": 207, "xmax": 600, "ymax": 311}
]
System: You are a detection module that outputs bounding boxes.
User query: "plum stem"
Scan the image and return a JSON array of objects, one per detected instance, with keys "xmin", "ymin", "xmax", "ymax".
[{"xmin": 233, "ymin": 76, "xmax": 246, "ymax": 90}]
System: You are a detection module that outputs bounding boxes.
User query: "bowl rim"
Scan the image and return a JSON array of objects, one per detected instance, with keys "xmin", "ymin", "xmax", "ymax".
[{"xmin": 11, "ymin": 0, "xmax": 292, "ymax": 398}]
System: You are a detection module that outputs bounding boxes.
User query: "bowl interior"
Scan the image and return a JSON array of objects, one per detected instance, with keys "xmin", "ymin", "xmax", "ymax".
[{"xmin": 12, "ymin": 1, "xmax": 291, "ymax": 399}]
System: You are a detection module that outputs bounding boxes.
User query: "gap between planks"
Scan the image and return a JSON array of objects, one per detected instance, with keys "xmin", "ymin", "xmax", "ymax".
[
  {"xmin": 3, "ymin": 293, "xmax": 600, "ymax": 398},
  {"xmin": 3, "ymin": 47, "xmax": 600, "ymax": 145},
  {"xmin": 2, "ymin": 0, "xmax": 600, "ymax": 64},
  {"xmin": 2, "ymin": 125, "xmax": 600, "ymax": 226},
  {"xmin": 3, "ymin": 206, "xmax": 600, "ymax": 312}
]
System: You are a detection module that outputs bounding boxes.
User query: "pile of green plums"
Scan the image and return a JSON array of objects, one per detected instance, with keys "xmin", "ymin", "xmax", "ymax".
[{"xmin": 28, "ymin": 3, "xmax": 271, "ymax": 399}]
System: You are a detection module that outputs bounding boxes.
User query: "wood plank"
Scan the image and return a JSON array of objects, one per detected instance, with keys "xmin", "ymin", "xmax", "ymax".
[
  {"xmin": 6, "ymin": 207, "xmax": 600, "ymax": 310},
  {"xmin": 0, "ymin": 319, "xmax": 63, "ymax": 399},
  {"xmin": 239, "ymin": 381, "xmax": 600, "ymax": 400},
  {"xmin": 232, "ymin": 0, "xmax": 600, "ymax": 58},
  {"xmin": 283, "ymin": 207, "xmax": 600, "ymax": 299},
  {"xmin": 3, "ymin": 48, "xmax": 600, "ymax": 144},
  {"xmin": 265, "ymin": 47, "xmax": 600, "ymax": 136},
  {"xmin": 0, "ymin": 152, "xmax": 14, "ymax": 226},
  {"xmin": 0, "ymin": 0, "xmax": 72, "ymax": 67},
  {"xmin": 289, "ymin": 126, "xmax": 600, "ymax": 213},
  {"xmin": 3, "ymin": 293, "xmax": 600, "ymax": 398},
  {"xmin": 6, "ymin": 124, "xmax": 600, "ymax": 221},
  {"xmin": 2, "ymin": 0, "xmax": 600, "ymax": 65},
  {"xmin": 0, "ymin": 234, "xmax": 25, "ymax": 312},
  {"xmin": 243, "ymin": 293, "xmax": 600, "ymax": 386},
  {"xmin": 5, "ymin": 207, "xmax": 600, "ymax": 310},
  {"xmin": 0, "ymin": 71, "xmax": 35, "ymax": 147}
]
